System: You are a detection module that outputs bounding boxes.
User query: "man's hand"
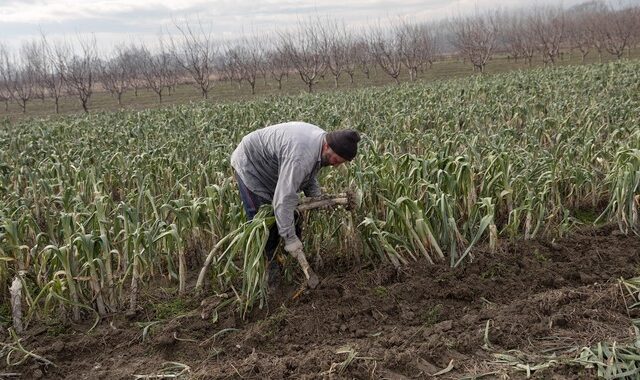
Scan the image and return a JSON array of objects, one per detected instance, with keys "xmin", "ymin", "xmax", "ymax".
[
  {"xmin": 285, "ymin": 243, "xmax": 320, "ymax": 289},
  {"xmin": 292, "ymin": 249, "xmax": 319, "ymax": 289}
]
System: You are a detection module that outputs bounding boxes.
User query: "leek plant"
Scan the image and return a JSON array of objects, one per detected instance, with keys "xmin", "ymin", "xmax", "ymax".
[{"xmin": 0, "ymin": 61, "xmax": 638, "ymax": 324}]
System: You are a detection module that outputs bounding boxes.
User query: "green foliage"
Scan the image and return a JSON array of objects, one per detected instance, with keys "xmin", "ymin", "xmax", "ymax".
[
  {"xmin": 0, "ymin": 303, "xmax": 10, "ymax": 326},
  {"xmin": 0, "ymin": 61, "xmax": 639, "ymax": 324},
  {"xmin": 573, "ymin": 209, "xmax": 601, "ymax": 224},
  {"xmin": 422, "ymin": 304, "xmax": 443, "ymax": 327},
  {"xmin": 46, "ymin": 323, "xmax": 69, "ymax": 337},
  {"xmin": 481, "ymin": 263, "xmax": 508, "ymax": 280},
  {"xmin": 372, "ymin": 286, "xmax": 389, "ymax": 298},
  {"xmin": 533, "ymin": 249, "xmax": 548, "ymax": 263},
  {"xmin": 153, "ymin": 298, "xmax": 190, "ymax": 320},
  {"xmin": 256, "ymin": 305, "xmax": 289, "ymax": 340},
  {"xmin": 572, "ymin": 277, "xmax": 640, "ymax": 378}
]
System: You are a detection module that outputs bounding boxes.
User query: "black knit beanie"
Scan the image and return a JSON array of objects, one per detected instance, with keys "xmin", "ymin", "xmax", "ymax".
[{"xmin": 326, "ymin": 129, "xmax": 361, "ymax": 161}]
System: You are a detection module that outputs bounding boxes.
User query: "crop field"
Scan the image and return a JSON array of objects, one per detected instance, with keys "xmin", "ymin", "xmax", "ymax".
[{"xmin": 0, "ymin": 60, "xmax": 639, "ymax": 379}]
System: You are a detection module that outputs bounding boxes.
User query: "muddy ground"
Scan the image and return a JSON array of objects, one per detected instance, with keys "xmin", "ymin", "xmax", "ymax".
[{"xmin": 3, "ymin": 224, "xmax": 640, "ymax": 379}]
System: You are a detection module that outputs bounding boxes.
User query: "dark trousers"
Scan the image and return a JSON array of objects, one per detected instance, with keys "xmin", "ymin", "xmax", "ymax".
[{"xmin": 235, "ymin": 173, "xmax": 302, "ymax": 261}]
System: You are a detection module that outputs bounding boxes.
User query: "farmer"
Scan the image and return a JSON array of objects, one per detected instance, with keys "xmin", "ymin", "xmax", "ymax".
[{"xmin": 231, "ymin": 121, "xmax": 361, "ymax": 290}]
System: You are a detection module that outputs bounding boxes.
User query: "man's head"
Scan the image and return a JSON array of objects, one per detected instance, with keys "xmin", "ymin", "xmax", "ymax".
[{"xmin": 321, "ymin": 129, "xmax": 361, "ymax": 167}]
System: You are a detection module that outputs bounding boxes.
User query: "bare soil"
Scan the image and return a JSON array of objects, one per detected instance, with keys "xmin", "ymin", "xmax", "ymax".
[{"xmin": 3, "ymin": 224, "xmax": 640, "ymax": 379}]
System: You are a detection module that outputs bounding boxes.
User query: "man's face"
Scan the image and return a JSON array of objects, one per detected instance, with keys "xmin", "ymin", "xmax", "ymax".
[{"xmin": 321, "ymin": 144, "xmax": 348, "ymax": 167}]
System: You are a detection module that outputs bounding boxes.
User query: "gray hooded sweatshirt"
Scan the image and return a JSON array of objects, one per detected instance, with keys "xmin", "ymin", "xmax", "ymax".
[{"xmin": 231, "ymin": 122, "xmax": 324, "ymax": 246}]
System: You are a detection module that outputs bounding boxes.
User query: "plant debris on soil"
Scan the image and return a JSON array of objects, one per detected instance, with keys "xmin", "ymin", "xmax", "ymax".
[{"xmin": 2, "ymin": 224, "xmax": 640, "ymax": 379}]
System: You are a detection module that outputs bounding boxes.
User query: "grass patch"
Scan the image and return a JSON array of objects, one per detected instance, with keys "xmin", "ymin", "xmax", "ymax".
[
  {"xmin": 373, "ymin": 286, "xmax": 389, "ymax": 298},
  {"xmin": 257, "ymin": 305, "xmax": 289, "ymax": 340},
  {"xmin": 422, "ymin": 304, "xmax": 443, "ymax": 327},
  {"xmin": 573, "ymin": 208, "xmax": 602, "ymax": 224},
  {"xmin": 152, "ymin": 298, "xmax": 190, "ymax": 320},
  {"xmin": 47, "ymin": 323, "xmax": 69, "ymax": 337},
  {"xmin": 481, "ymin": 263, "xmax": 507, "ymax": 280},
  {"xmin": 533, "ymin": 248, "xmax": 549, "ymax": 263},
  {"xmin": 0, "ymin": 303, "xmax": 11, "ymax": 326}
]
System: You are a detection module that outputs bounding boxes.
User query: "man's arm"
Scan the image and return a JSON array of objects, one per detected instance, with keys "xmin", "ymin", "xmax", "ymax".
[
  {"xmin": 272, "ymin": 156, "xmax": 308, "ymax": 249},
  {"xmin": 273, "ymin": 156, "xmax": 321, "ymax": 289}
]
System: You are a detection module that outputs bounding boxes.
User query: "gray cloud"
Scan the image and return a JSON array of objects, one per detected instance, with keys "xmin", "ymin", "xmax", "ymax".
[{"xmin": 0, "ymin": 0, "xmax": 589, "ymax": 50}]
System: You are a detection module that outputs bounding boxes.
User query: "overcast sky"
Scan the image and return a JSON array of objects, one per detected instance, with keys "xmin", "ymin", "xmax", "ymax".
[{"xmin": 0, "ymin": 0, "xmax": 603, "ymax": 52}]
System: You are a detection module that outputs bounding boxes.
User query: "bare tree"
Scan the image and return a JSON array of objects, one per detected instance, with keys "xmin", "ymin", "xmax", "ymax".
[
  {"xmin": 501, "ymin": 13, "xmax": 523, "ymax": 62},
  {"xmin": 395, "ymin": 20, "xmax": 438, "ymax": 81},
  {"xmin": 566, "ymin": 9, "xmax": 595, "ymax": 62},
  {"xmin": 449, "ymin": 13, "xmax": 499, "ymax": 73},
  {"xmin": 99, "ymin": 46, "xmax": 130, "ymax": 106},
  {"xmin": 0, "ymin": 82, "xmax": 8, "ymax": 112},
  {"xmin": 353, "ymin": 38, "xmax": 372, "ymax": 80},
  {"xmin": 139, "ymin": 43, "xmax": 174, "ymax": 104},
  {"xmin": 231, "ymin": 37, "xmax": 264, "ymax": 95},
  {"xmin": 55, "ymin": 37, "xmax": 98, "ymax": 113},
  {"xmin": 170, "ymin": 21, "xmax": 217, "ymax": 99},
  {"xmin": 585, "ymin": 9, "xmax": 607, "ymax": 62},
  {"xmin": 633, "ymin": 6, "xmax": 640, "ymax": 51},
  {"xmin": 117, "ymin": 44, "xmax": 146, "ymax": 96},
  {"xmin": 224, "ymin": 44, "xmax": 245, "ymax": 91},
  {"xmin": 219, "ymin": 44, "xmax": 244, "ymax": 89},
  {"xmin": 164, "ymin": 55, "xmax": 180, "ymax": 95},
  {"xmin": 21, "ymin": 41, "xmax": 48, "ymax": 104},
  {"xmin": 265, "ymin": 46, "xmax": 289, "ymax": 91},
  {"xmin": 252, "ymin": 36, "xmax": 271, "ymax": 87},
  {"xmin": 279, "ymin": 20, "xmax": 328, "ymax": 93},
  {"xmin": 36, "ymin": 36, "xmax": 66, "ymax": 114},
  {"xmin": 0, "ymin": 44, "xmax": 12, "ymax": 112},
  {"xmin": 369, "ymin": 25, "xmax": 403, "ymax": 83},
  {"xmin": 0, "ymin": 44, "xmax": 38, "ymax": 113},
  {"xmin": 529, "ymin": 6, "xmax": 566, "ymax": 65},
  {"xmin": 501, "ymin": 11, "xmax": 537, "ymax": 66},
  {"xmin": 325, "ymin": 20, "xmax": 356, "ymax": 88},
  {"xmin": 601, "ymin": 6, "xmax": 638, "ymax": 59},
  {"xmin": 22, "ymin": 42, "xmax": 49, "ymax": 104}
]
